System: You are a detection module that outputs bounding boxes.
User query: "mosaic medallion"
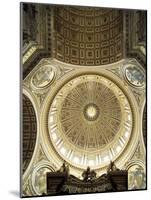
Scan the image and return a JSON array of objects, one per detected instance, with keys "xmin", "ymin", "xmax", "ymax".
[
  {"xmin": 125, "ymin": 64, "xmax": 145, "ymax": 88},
  {"xmin": 31, "ymin": 65, "xmax": 56, "ymax": 89}
]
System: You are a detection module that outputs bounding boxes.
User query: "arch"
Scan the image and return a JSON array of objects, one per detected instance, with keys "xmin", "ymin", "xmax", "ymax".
[{"xmin": 22, "ymin": 94, "xmax": 37, "ymax": 173}]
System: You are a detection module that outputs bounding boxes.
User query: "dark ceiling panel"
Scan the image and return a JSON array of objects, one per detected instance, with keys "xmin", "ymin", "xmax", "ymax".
[
  {"xmin": 22, "ymin": 94, "xmax": 37, "ymax": 173},
  {"xmin": 54, "ymin": 7, "xmax": 124, "ymax": 66}
]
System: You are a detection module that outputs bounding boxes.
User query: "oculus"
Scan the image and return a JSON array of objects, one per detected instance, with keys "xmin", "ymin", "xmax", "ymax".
[
  {"xmin": 48, "ymin": 74, "xmax": 133, "ymax": 169},
  {"xmin": 83, "ymin": 103, "xmax": 100, "ymax": 121}
]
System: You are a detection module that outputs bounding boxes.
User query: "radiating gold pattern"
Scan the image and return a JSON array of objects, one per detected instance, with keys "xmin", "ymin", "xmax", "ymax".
[
  {"xmin": 48, "ymin": 74, "xmax": 133, "ymax": 169},
  {"xmin": 21, "ymin": 2, "xmax": 147, "ymax": 195},
  {"xmin": 83, "ymin": 103, "xmax": 100, "ymax": 121},
  {"xmin": 60, "ymin": 80, "xmax": 121, "ymax": 149}
]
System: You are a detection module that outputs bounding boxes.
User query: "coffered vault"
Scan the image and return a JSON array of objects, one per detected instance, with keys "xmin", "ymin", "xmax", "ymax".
[{"xmin": 21, "ymin": 4, "xmax": 146, "ymax": 196}]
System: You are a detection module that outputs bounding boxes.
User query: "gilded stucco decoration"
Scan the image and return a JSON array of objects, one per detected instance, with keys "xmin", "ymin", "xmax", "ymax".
[
  {"xmin": 48, "ymin": 74, "xmax": 132, "ymax": 169},
  {"xmin": 31, "ymin": 65, "xmax": 56, "ymax": 89},
  {"xmin": 31, "ymin": 162, "xmax": 55, "ymax": 195},
  {"xmin": 21, "ymin": 4, "xmax": 146, "ymax": 196},
  {"xmin": 23, "ymin": 58, "xmax": 145, "ymax": 182}
]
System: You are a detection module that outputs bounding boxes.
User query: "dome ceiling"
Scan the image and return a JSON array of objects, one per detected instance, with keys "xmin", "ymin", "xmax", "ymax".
[
  {"xmin": 59, "ymin": 78, "xmax": 122, "ymax": 149},
  {"xmin": 21, "ymin": 4, "xmax": 146, "ymax": 196},
  {"xmin": 48, "ymin": 74, "xmax": 133, "ymax": 169}
]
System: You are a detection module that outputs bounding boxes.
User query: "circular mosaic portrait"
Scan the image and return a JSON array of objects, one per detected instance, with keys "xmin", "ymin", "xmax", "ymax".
[
  {"xmin": 124, "ymin": 64, "xmax": 145, "ymax": 88},
  {"xmin": 31, "ymin": 65, "xmax": 56, "ymax": 89},
  {"xmin": 128, "ymin": 164, "xmax": 146, "ymax": 190}
]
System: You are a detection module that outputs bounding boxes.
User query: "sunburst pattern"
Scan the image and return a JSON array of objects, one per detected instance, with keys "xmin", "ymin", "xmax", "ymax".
[
  {"xmin": 60, "ymin": 80, "xmax": 121, "ymax": 149},
  {"xmin": 48, "ymin": 74, "xmax": 132, "ymax": 168}
]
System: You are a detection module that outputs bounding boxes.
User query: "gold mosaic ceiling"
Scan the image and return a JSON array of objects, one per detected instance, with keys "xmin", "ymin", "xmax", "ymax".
[
  {"xmin": 60, "ymin": 79, "xmax": 121, "ymax": 149},
  {"xmin": 22, "ymin": 4, "xmax": 146, "ymax": 192},
  {"xmin": 48, "ymin": 74, "xmax": 133, "ymax": 169}
]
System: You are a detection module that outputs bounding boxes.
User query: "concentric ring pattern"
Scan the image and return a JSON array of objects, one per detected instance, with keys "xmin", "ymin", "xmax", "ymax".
[
  {"xmin": 60, "ymin": 81, "xmax": 121, "ymax": 148},
  {"xmin": 48, "ymin": 74, "xmax": 133, "ymax": 169}
]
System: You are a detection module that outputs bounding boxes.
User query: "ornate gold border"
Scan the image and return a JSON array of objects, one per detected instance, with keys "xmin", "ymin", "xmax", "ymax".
[{"xmin": 40, "ymin": 68, "xmax": 140, "ymax": 177}]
